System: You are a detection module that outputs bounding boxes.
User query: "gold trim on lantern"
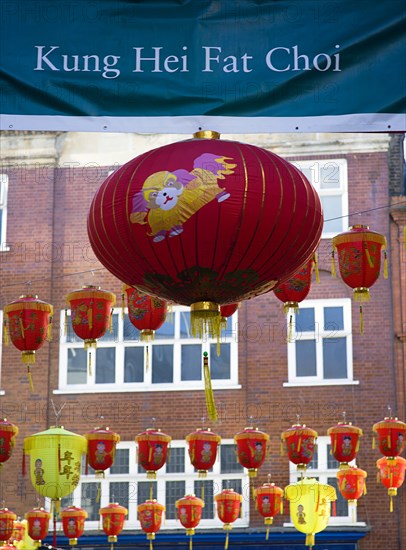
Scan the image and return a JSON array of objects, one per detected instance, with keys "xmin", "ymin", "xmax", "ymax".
[
  {"xmin": 373, "ymin": 419, "xmax": 406, "ymax": 432},
  {"xmin": 186, "ymin": 432, "xmax": 221, "ymax": 444},
  {"xmin": 107, "ymin": 536, "xmax": 118, "ymax": 543},
  {"xmin": 4, "ymin": 301, "xmax": 53, "ymax": 315},
  {"xmin": 327, "ymin": 425, "xmax": 363, "ymax": 436},
  {"xmin": 332, "ymin": 231, "xmax": 387, "ymax": 247},
  {"xmin": 234, "ymin": 430, "xmax": 270, "ymax": 442},
  {"xmin": 193, "ymin": 130, "xmax": 220, "ymax": 139},
  {"xmin": 138, "ymin": 502, "xmax": 165, "ymax": 514},
  {"xmin": 85, "ymin": 432, "xmax": 121, "ymax": 443},
  {"xmin": 281, "ymin": 427, "xmax": 318, "ymax": 440},
  {"xmin": 353, "ymin": 288, "xmax": 370, "ymax": 302},
  {"xmin": 141, "ymin": 330, "xmax": 155, "ymax": 342},
  {"xmin": 264, "ymin": 517, "xmax": 274, "ymax": 525},
  {"xmin": 136, "ymin": 433, "xmax": 172, "ymax": 444},
  {"xmin": 66, "ymin": 289, "xmax": 116, "ymax": 306}
]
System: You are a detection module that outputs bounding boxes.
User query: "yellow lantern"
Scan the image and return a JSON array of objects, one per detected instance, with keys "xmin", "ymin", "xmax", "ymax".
[
  {"xmin": 284, "ymin": 478, "xmax": 336, "ymax": 549},
  {"xmin": 10, "ymin": 519, "xmax": 37, "ymax": 550},
  {"xmin": 23, "ymin": 427, "xmax": 87, "ymax": 511}
]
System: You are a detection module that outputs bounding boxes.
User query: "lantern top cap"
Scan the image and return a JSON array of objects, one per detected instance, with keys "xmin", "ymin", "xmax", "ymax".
[
  {"xmin": 18, "ymin": 294, "xmax": 38, "ymax": 300},
  {"xmin": 82, "ymin": 284, "xmax": 101, "ymax": 290},
  {"xmin": 350, "ymin": 224, "xmax": 369, "ymax": 230},
  {"xmin": 193, "ymin": 130, "xmax": 220, "ymax": 140}
]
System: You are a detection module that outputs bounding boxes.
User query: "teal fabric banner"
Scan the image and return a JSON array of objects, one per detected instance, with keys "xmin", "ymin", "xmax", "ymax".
[{"xmin": 0, "ymin": 0, "xmax": 405, "ymax": 132}]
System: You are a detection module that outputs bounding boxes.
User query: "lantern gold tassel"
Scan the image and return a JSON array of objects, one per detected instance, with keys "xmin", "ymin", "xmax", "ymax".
[
  {"xmin": 96, "ymin": 483, "xmax": 101, "ymax": 503},
  {"xmin": 27, "ymin": 365, "xmax": 34, "ymax": 392},
  {"xmin": 331, "ymin": 250, "xmax": 336, "ymax": 277},
  {"xmin": 146, "ymin": 345, "xmax": 150, "ymax": 373},
  {"xmin": 305, "ymin": 533, "xmax": 315, "ymax": 548},
  {"xmin": 189, "ymin": 536, "xmax": 193, "ymax": 550},
  {"xmin": 266, "ymin": 527, "xmax": 270, "ymax": 541},
  {"xmin": 47, "ymin": 316, "xmax": 53, "ymax": 341},
  {"xmin": 314, "ymin": 253, "xmax": 320, "ymax": 283},
  {"xmin": 225, "ymin": 530, "xmax": 229, "ymax": 550},
  {"xmin": 3, "ymin": 320, "xmax": 9, "ymax": 346},
  {"xmin": 201, "ymin": 483, "xmax": 205, "ymax": 501},
  {"xmin": 372, "ymin": 436, "xmax": 376, "ymax": 449},
  {"xmin": 64, "ymin": 308, "xmax": 68, "ymax": 336},
  {"xmin": 288, "ymin": 314, "xmax": 294, "ymax": 343},
  {"xmin": 121, "ymin": 292, "xmax": 125, "ymax": 320},
  {"xmin": 88, "ymin": 351, "xmax": 92, "ymax": 376},
  {"xmin": 19, "ymin": 316, "xmax": 25, "ymax": 338},
  {"xmin": 384, "ymin": 251, "xmax": 388, "ymax": 279},
  {"xmin": 359, "ymin": 306, "xmax": 364, "ymax": 335},
  {"xmin": 390, "ymin": 495, "xmax": 393, "ymax": 513},
  {"xmin": 149, "ymin": 541, "xmax": 153, "ymax": 550},
  {"xmin": 88, "ymin": 305, "xmax": 93, "ymax": 329},
  {"xmin": 203, "ymin": 352, "xmax": 218, "ymax": 422},
  {"xmin": 110, "ymin": 308, "xmax": 114, "ymax": 333},
  {"xmin": 280, "ymin": 440, "xmax": 284, "ymax": 456}
]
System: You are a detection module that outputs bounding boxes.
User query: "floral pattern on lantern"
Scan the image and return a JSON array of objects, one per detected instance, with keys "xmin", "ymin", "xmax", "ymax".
[
  {"xmin": 0, "ymin": 419, "xmax": 18, "ymax": 471},
  {"xmin": 100, "ymin": 503, "xmax": 127, "ymax": 549},
  {"xmin": 138, "ymin": 500, "xmax": 165, "ymax": 549},
  {"xmin": 136, "ymin": 428, "xmax": 171, "ymax": 479},
  {"xmin": 175, "ymin": 494, "xmax": 204, "ymax": 547},
  {"xmin": 25, "ymin": 508, "xmax": 50, "ymax": 545},
  {"xmin": 376, "ymin": 456, "xmax": 406, "ymax": 512},
  {"xmin": 234, "ymin": 426, "xmax": 270, "ymax": 477},
  {"xmin": 254, "ymin": 482, "xmax": 284, "ymax": 540},
  {"xmin": 186, "ymin": 428, "xmax": 221, "ymax": 478},
  {"xmin": 0, "ymin": 509, "xmax": 16, "ymax": 544},
  {"xmin": 60, "ymin": 506, "xmax": 88, "ymax": 547},
  {"xmin": 281, "ymin": 423, "xmax": 318, "ymax": 472},
  {"xmin": 123, "ymin": 286, "xmax": 168, "ymax": 342},
  {"xmin": 215, "ymin": 488, "xmax": 242, "ymax": 549},
  {"xmin": 337, "ymin": 467, "xmax": 367, "ymax": 510},
  {"xmin": 327, "ymin": 421, "xmax": 363, "ymax": 468},
  {"xmin": 373, "ymin": 416, "xmax": 406, "ymax": 458},
  {"xmin": 85, "ymin": 427, "xmax": 120, "ymax": 478}
]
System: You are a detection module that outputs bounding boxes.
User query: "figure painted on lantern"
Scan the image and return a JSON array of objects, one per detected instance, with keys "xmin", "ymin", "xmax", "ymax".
[
  {"xmin": 301, "ymin": 437, "xmax": 314, "ymax": 459},
  {"xmin": 396, "ymin": 433, "xmax": 404, "ymax": 454},
  {"xmin": 141, "ymin": 509, "xmax": 153, "ymax": 528},
  {"xmin": 34, "ymin": 458, "xmax": 45, "ymax": 485},
  {"xmin": 153, "ymin": 444, "xmax": 164, "ymax": 465},
  {"xmin": 342, "ymin": 436, "xmax": 353, "ymax": 457},
  {"xmin": 31, "ymin": 519, "xmax": 42, "ymax": 537},
  {"xmin": 179, "ymin": 507, "xmax": 188, "ymax": 523},
  {"xmin": 262, "ymin": 495, "xmax": 271, "ymax": 513},
  {"xmin": 67, "ymin": 518, "xmax": 77, "ymax": 535},
  {"xmin": 130, "ymin": 153, "xmax": 235, "ymax": 242},
  {"xmin": 297, "ymin": 504, "xmax": 306, "ymax": 524},
  {"xmin": 201, "ymin": 442, "xmax": 212, "ymax": 463},
  {"xmin": 254, "ymin": 441, "xmax": 264, "ymax": 462},
  {"xmin": 95, "ymin": 441, "xmax": 107, "ymax": 464}
]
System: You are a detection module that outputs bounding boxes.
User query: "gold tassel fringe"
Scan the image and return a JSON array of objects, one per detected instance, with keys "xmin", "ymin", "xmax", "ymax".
[
  {"xmin": 225, "ymin": 531, "xmax": 229, "ymax": 550},
  {"xmin": 64, "ymin": 309, "xmax": 68, "ymax": 336},
  {"xmin": 203, "ymin": 352, "xmax": 218, "ymax": 422},
  {"xmin": 384, "ymin": 251, "xmax": 388, "ymax": 279},
  {"xmin": 314, "ymin": 253, "xmax": 320, "ymax": 283},
  {"xmin": 331, "ymin": 250, "xmax": 336, "ymax": 277},
  {"xmin": 47, "ymin": 317, "xmax": 53, "ymax": 341},
  {"xmin": 121, "ymin": 292, "xmax": 125, "ymax": 320},
  {"xmin": 88, "ymin": 351, "xmax": 92, "ymax": 376},
  {"xmin": 359, "ymin": 306, "xmax": 364, "ymax": 335},
  {"xmin": 305, "ymin": 533, "xmax": 315, "ymax": 548},
  {"xmin": 27, "ymin": 366, "xmax": 34, "ymax": 392},
  {"xmin": 3, "ymin": 321, "xmax": 9, "ymax": 346}
]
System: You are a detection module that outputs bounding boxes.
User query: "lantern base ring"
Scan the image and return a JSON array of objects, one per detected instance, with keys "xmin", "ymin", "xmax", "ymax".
[
  {"xmin": 198, "ymin": 470, "xmax": 208, "ymax": 478},
  {"xmin": 147, "ymin": 471, "xmax": 157, "ymax": 480},
  {"xmin": 141, "ymin": 330, "xmax": 155, "ymax": 342},
  {"xmin": 264, "ymin": 517, "xmax": 274, "ymax": 525},
  {"xmin": 186, "ymin": 528, "xmax": 195, "ymax": 536},
  {"xmin": 223, "ymin": 524, "xmax": 233, "ymax": 531},
  {"xmin": 69, "ymin": 539, "xmax": 78, "ymax": 546},
  {"xmin": 388, "ymin": 488, "xmax": 397, "ymax": 497},
  {"xmin": 147, "ymin": 533, "xmax": 156, "ymax": 541},
  {"xmin": 348, "ymin": 499, "xmax": 358, "ymax": 506},
  {"xmin": 296, "ymin": 464, "xmax": 307, "ymax": 471},
  {"xmin": 353, "ymin": 288, "xmax": 370, "ymax": 302},
  {"xmin": 22, "ymin": 350, "xmax": 35, "ymax": 364},
  {"xmin": 108, "ymin": 536, "xmax": 118, "ymax": 543},
  {"xmin": 84, "ymin": 339, "xmax": 97, "ymax": 349},
  {"xmin": 248, "ymin": 469, "xmax": 258, "ymax": 478},
  {"xmin": 339, "ymin": 462, "xmax": 350, "ymax": 470},
  {"xmin": 95, "ymin": 470, "xmax": 106, "ymax": 479}
]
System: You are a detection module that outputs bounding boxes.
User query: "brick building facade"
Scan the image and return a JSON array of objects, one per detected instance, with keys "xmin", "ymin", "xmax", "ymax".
[{"xmin": 0, "ymin": 131, "xmax": 405, "ymax": 549}]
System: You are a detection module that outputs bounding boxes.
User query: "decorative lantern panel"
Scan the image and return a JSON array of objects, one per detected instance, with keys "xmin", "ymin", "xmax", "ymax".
[
  {"xmin": 25, "ymin": 508, "xmax": 51, "ymax": 543},
  {"xmin": 100, "ymin": 503, "xmax": 127, "ymax": 548},
  {"xmin": 337, "ymin": 467, "xmax": 367, "ymax": 506},
  {"xmin": 60, "ymin": 506, "xmax": 88, "ymax": 547},
  {"xmin": 186, "ymin": 428, "xmax": 221, "ymax": 477},
  {"xmin": 0, "ymin": 419, "xmax": 18, "ymax": 471},
  {"xmin": 123, "ymin": 286, "xmax": 168, "ymax": 341},
  {"xmin": 234, "ymin": 427, "xmax": 270, "ymax": 477},
  {"xmin": 373, "ymin": 417, "xmax": 406, "ymax": 457},
  {"xmin": 376, "ymin": 456, "xmax": 406, "ymax": 512},
  {"xmin": 138, "ymin": 500, "xmax": 165, "ymax": 545},
  {"xmin": 85, "ymin": 427, "xmax": 120, "ymax": 477},
  {"xmin": 327, "ymin": 422, "xmax": 363, "ymax": 467},
  {"xmin": 215, "ymin": 489, "xmax": 242, "ymax": 548},
  {"xmin": 281, "ymin": 424, "xmax": 318, "ymax": 471},
  {"xmin": 136, "ymin": 428, "xmax": 171, "ymax": 479},
  {"xmin": 0, "ymin": 509, "xmax": 16, "ymax": 544}
]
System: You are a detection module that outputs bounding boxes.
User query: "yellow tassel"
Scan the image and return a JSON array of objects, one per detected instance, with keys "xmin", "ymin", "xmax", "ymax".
[
  {"xmin": 201, "ymin": 483, "xmax": 204, "ymax": 501},
  {"xmin": 3, "ymin": 320, "xmax": 9, "ymax": 346},
  {"xmin": 313, "ymin": 253, "xmax": 320, "ymax": 283},
  {"xmin": 150, "ymin": 482, "xmax": 153, "ymax": 501},
  {"xmin": 372, "ymin": 436, "xmax": 376, "ymax": 449},
  {"xmin": 390, "ymin": 495, "xmax": 393, "ymax": 513},
  {"xmin": 280, "ymin": 440, "xmax": 285, "ymax": 456},
  {"xmin": 146, "ymin": 345, "xmax": 149, "ymax": 372},
  {"xmin": 88, "ymin": 351, "xmax": 92, "ymax": 376},
  {"xmin": 365, "ymin": 246, "xmax": 375, "ymax": 268},
  {"xmin": 333, "ymin": 437, "xmax": 337, "ymax": 454},
  {"xmin": 363, "ymin": 482, "xmax": 367, "ymax": 495},
  {"xmin": 288, "ymin": 314, "xmax": 293, "ymax": 342},
  {"xmin": 47, "ymin": 317, "xmax": 53, "ymax": 341},
  {"xmin": 64, "ymin": 309, "xmax": 68, "ymax": 336},
  {"xmin": 88, "ymin": 305, "xmax": 93, "ymax": 330},
  {"xmin": 203, "ymin": 352, "xmax": 218, "ymax": 422},
  {"xmin": 377, "ymin": 471, "xmax": 380, "ymax": 483},
  {"xmin": 96, "ymin": 484, "xmax": 101, "ymax": 503},
  {"xmin": 266, "ymin": 528, "xmax": 270, "ymax": 541},
  {"xmin": 305, "ymin": 533, "xmax": 315, "ymax": 548},
  {"xmin": 189, "ymin": 536, "xmax": 193, "ymax": 550},
  {"xmin": 27, "ymin": 366, "xmax": 34, "ymax": 392},
  {"xmin": 331, "ymin": 250, "xmax": 336, "ymax": 277},
  {"xmin": 383, "ymin": 251, "xmax": 388, "ymax": 279},
  {"xmin": 149, "ymin": 541, "xmax": 153, "ymax": 550},
  {"xmin": 225, "ymin": 531, "xmax": 229, "ymax": 550},
  {"xmin": 121, "ymin": 292, "xmax": 125, "ymax": 320},
  {"xmin": 359, "ymin": 306, "xmax": 364, "ymax": 335},
  {"xmin": 280, "ymin": 499, "xmax": 283, "ymax": 515},
  {"xmin": 19, "ymin": 316, "xmax": 25, "ymax": 338},
  {"xmin": 109, "ymin": 309, "xmax": 114, "ymax": 333}
]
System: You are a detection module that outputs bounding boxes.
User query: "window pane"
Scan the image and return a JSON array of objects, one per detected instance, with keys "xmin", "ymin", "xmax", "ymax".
[
  {"xmin": 124, "ymin": 347, "xmax": 144, "ymax": 382},
  {"xmin": 296, "ymin": 340, "xmax": 317, "ymax": 377},
  {"xmin": 327, "ymin": 445, "xmax": 340, "ymax": 470},
  {"xmin": 137, "ymin": 481, "xmax": 157, "ymax": 504},
  {"xmin": 95, "ymin": 348, "xmax": 116, "ymax": 383},
  {"xmin": 181, "ymin": 344, "xmax": 202, "ymax": 381},
  {"xmin": 81, "ymin": 483, "xmax": 100, "ymax": 520},
  {"xmin": 221, "ymin": 445, "xmax": 243, "ymax": 473},
  {"xmin": 323, "ymin": 338, "xmax": 347, "ymax": 379},
  {"xmin": 110, "ymin": 449, "xmax": 129, "ymax": 474},
  {"xmin": 155, "ymin": 318, "xmax": 175, "ymax": 340},
  {"xmin": 328, "ymin": 477, "xmax": 348, "ymax": 516},
  {"xmin": 180, "ymin": 311, "xmax": 192, "ymax": 339},
  {"xmin": 210, "ymin": 344, "xmax": 231, "ymax": 380},
  {"xmin": 99, "ymin": 314, "xmax": 118, "ymax": 342},
  {"xmin": 295, "ymin": 308, "xmax": 315, "ymax": 333},
  {"xmin": 194, "ymin": 480, "xmax": 214, "ymax": 519},
  {"xmin": 67, "ymin": 348, "xmax": 87, "ymax": 384},
  {"xmin": 222, "ymin": 479, "xmax": 242, "ymax": 495},
  {"xmin": 61, "ymin": 493, "xmax": 74, "ymax": 508},
  {"xmin": 321, "ymin": 196, "xmax": 343, "ymax": 234},
  {"xmin": 320, "ymin": 162, "xmax": 341, "ymax": 189},
  {"xmin": 166, "ymin": 481, "xmax": 185, "ymax": 519},
  {"xmin": 152, "ymin": 345, "xmax": 173, "ymax": 383},
  {"xmin": 123, "ymin": 315, "xmax": 141, "ymax": 341},
  {"xmin": 324, "ymin": 307, "xmax": 344, "ymax": 331},
  {"xmin": 110, "ymin": 481, "xmax": 129, "ymax": 510},
  {"xmin": 166, "ymin": 448, "xmax": 185, "ymax": 473}
]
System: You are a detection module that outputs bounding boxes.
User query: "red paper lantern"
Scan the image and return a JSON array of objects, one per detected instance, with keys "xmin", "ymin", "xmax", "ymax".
[
  {"xmin": 66, "ymin": 285, "xmax": 116, "ymax": 349},
  {"xmin": 138, "ymin": 500, "xmax": 165, "ymax": 548},
  {"xmin": 100, "ymin": 503, "xmax": 127, "ymax": 549},
  {"xmin": 327, "ymin": 421, "xmax": 363, "ymax": 468},
  {"xmin": 254, "ymin": 482, "xmax": 284, "ymax": 540},
  {"xmin": 215, "ymin": 488, "xmax": 242, "ymax": 548},
  {"xmin": 85, "ymin": 427, "xmax": 120, "ymax": 478},
  {"xmin": 0, "ymin": 419, "xmax": 18, "ymax": 471},
  {"xmin": 281, "ymin": 423, "xmax": 318, "ymax": 472},
  {"xmin": 88, "ymin": 131, "xmax": 323, "ymax": 331},
  {"xmin": 376, "ymin": 456, "xmax": 406, "ymax": 512},
  {"xmin": 337, "ymin": 467, "xmax": 367, "ymax": 508},
  {"xmin": 373, "ymin": 416, "xmax": 406, "ymax": 458},
  {"xmin": 3, "ymin": 295, "xmax": 53, "ymax": 389},
  {"xmin": 123, "ymin": 286, "xmax": 168, "ymax": 342},
  {"xmin": 60, "ymin": 506, "xmax": 88, "ymax": 547},
  {"xmin": 175, "ymin": 494, "xmax": 204, "ymax": 547},
  {"xmin": 234, "ymin": 426, "xmax": 270, "ymax": 477},
  {"xmin": 136, "ymin": 428, "xmax": 171, "ymax": 479},
  {"xmin": 25, "ymin": 507, "xmax": 51, "ymax": 544},
  {"xmin": 0, "ymin": 509, "xmax": 16, "ymax": 544},
  {"xmin": 185, "ymin": 427, "xmax": 221, "ymax": 478}
]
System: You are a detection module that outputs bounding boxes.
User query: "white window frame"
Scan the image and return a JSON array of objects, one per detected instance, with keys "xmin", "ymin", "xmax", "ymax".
[
  {"xmin": 0, "ymin": 310, "xmax": 4, "ymax": 395},
  {"xmin": 0, "ymin": 174, "xmax": 9, "ymax": 250},
  {"xmin": 285, "ymin": 298, "xmax": 357, "ymax": 387},
  {"xmin": 56, "ymin": 306, "xmax": 239, "ymax": 393},
  {"xmin": 285, "ymin": 436, "xmax": 365, "ymax": 526},
  {"xmin": 291, "ymin": 159, "xmax": 349, "ymax": 239},
  {"xmin": 59, "ymin": 439, "xmax": 249, "ymax": 531}
]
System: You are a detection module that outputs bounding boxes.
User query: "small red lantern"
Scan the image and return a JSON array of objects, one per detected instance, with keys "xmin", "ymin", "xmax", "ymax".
[
  {"xmin": 254, "ymin": 482, "xmax": 284, "ymax": 540},
  {"xmin": 234, "ymin": 426, "xmax": 270, "ymax": 477},
  {"xmin": 123, "ymin": 285, "xmax": 168, "ymax": 341},
  {"xmin": 175, "ymin": 494, "xmax": 204, "ymax": 548},
  {"xmin": 136, "ymin": 428, "xmax": 171, "ymax": 479},
  {"xmin": 332, "ymin": 225, "xmax": 387, "ymax": 333},
  {"xmin": 138, "ymin": 500, "xmax": 165, "ymax": 549},
  {"xmin": 220, "ymin": 303, "xmax": 239, "ymax": 329},
  {"xmin": 66, "ymin": 285, "xmax": 116, "ymax": 349},
  {"xmin": 376, "ymin": 456, "xmax": 406, "ymax": 512},
  {"xmin": 60, "ymin": 506, "xmax": 88, "ymax": 547},
  {"xmin": 0, "ymin": 509, "xmax": 16, "ymax": 545},
  {"xmin": 215, "ymin": 488, "xmax": 242, "ymax": 549},
  {"xmin": 25, "ymin": 507, "xmax": 51, "ymax": 545},
  {"xmin": 327, "ymin": 420, "xmax": 363, "ymax": 468},
  {"xmin": 281, "ymin": 423, "xmax": 318, "ymax": 472},
  {"xmin": 186, "ymin": 427, "xmax": 221, "ymax": 478},
  {"xmin": 0, "ymin": 419, "xmax": 18, "ymax": 471},
  {"xmin": 373, "ymin": 415, "xmax": 406, "ymax": 458},
  {"xmin": 100, "ymin": 503, "xmax": 127, "ymax": 550},
  {"xmin": 3, "ymin": 295, "xmax": 53, "ymax": 390},
  {"xmin": 337, "ymin": 467, "xmax": 367, "ymax": 510},
  {"xmin": 85, "ymin": 426, "xmax": 120, "ymax": 478}
]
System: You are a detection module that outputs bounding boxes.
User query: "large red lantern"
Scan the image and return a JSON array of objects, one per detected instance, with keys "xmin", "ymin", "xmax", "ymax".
[
  {"xmin": 138, "ymin": 500, "xmax": 165, "ymax": 550},
  {"xmin": 215, "ymin": 488, "xmax": 242, "ymax": 549},
  {"xmin": 3, "ymin": 295, "xmax": 53, "ymax": 390},
  {"xmin": 0, "ymin": 419, "xmax": 18, "ymax": 471},
  {"xmin": 327, "ymin": 421, "xmax": 363, "ymax": 468},
  {"xmin": 0, "ymin": 509, "xmax": 16, "ymax": 545},
  {"xmin": 60, "ymin": 506, "xmax": 88, "ymax": 547},
  {"xmin": 234, "ymin": 426, "xmax": 270, "ymax": 478},
  {"xmin": 25, "ymin": 507, "xmax": 51, "ymax": 545},
  {"xmin": 123, "ymin": 285, "xmax": 168, "ymax": 341},
  {"xmin": 281, "ymin": 423, "xmax": 318, "ymax": 472},
  {"xmin": 254, "ymin": 482, "xmax": 284, "ymax": 540},
  {"xmin": 175, "ymin": 494, "xmax": 204, "ymax": 549},
  {"xmin": 332, "ymin": 225, "xmax": 387, "ymax": 333},
  {"xmin": 100, "ymin": 503, "xmax": 127, "ymax": 550},
  {"xmin": 88, "ymin": 132, "xmax": 323, "ymax": 334},
  {"xmin": 376, "ymin": 456, "xmax": 406, "ymax": 512},
  {"xmin": 186, "ymin": 427, "xmax": 221, "ymax": 478},
  {"xmin": 85, "ymin": 426, "xmax": 120, "ymax": 478},
  {"xmin": 136, "ymin": 428, "xmax": 171, "ymax": 479},
  {"xmin": 373, "ymin": 416, "xmax": 406, "ymax": 458},
  {"xmin": 337, "ymin": 467, "xmax": 367, "ymax": 511}
]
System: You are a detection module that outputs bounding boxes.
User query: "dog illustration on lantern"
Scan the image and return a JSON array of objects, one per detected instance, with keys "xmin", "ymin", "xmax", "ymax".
[{"xmin": 130, "ymin": 153, "xmax": 235, "ymax": 242}]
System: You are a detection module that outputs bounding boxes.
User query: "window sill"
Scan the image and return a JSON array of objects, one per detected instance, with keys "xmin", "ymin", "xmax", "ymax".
[
  {"xmin": 283, "ymin": 380, "xmax": 359, "ymax": 387},
  {"xmin": 283, "ymin": 521, "xmax": 366, "ymax": 528},
  {"xmin": 53, "ymin": 384, "xmax": 242, "ymax": 394},
  {"xmin": 0, "ymin": 390, "xmax": 5, "ymax": 395}
]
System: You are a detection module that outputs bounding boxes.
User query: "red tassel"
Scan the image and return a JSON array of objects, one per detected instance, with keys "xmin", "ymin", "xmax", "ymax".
[{"xmin": 332, "ymin": 500, "xmax": 336, "ymax": 517}]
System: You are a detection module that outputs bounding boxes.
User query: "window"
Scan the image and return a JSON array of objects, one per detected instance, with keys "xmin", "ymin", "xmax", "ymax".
[
  {"xmin": 0, "ymin": 174, "xmax": 8, "ymax": 249},
  {"xmin": 286, "ymin": 436, "xmax": 364, "ymax": 525},
  {"xmin": 286, "ymin": 299, "xmax": 355, "ymax": 386},
  {"xmin": 58, "ymin": 306, "xmax": 238, "ymax": 392},
  {"xmin": 64, "ymin": 440, "xmax": 249, "ymax": 530},
  {"xmin": 291, "ymin": 159, "xmax": 348, "ymax": 238}
]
